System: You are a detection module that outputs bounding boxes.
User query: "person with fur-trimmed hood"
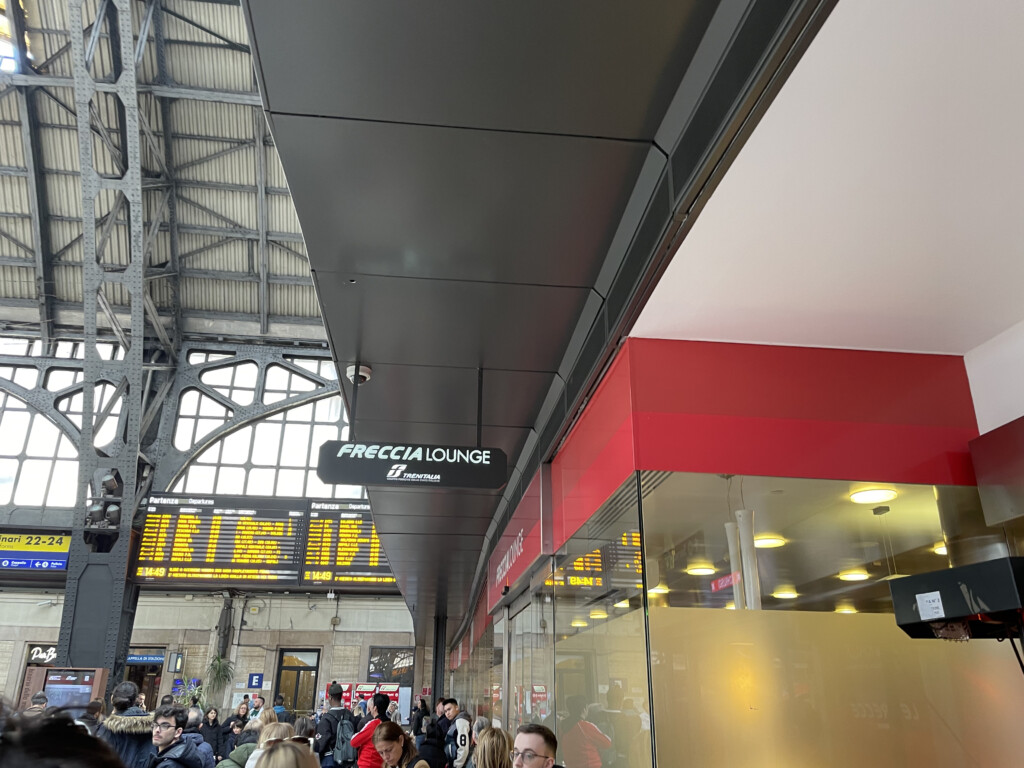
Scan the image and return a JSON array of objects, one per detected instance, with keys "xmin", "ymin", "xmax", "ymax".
[{"xmin": 96, "ymin": 680, "xmax": 158, "ymax": 768}]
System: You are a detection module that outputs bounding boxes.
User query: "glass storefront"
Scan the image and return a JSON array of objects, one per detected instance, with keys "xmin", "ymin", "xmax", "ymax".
[{"xmin": 451, "ymin": 471, "xmax": 1024, "ymax": 767}]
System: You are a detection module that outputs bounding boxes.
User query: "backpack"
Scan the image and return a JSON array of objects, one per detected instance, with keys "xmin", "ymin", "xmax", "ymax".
[{"xmin": 332, "ymin": 715, "xmax": 357, "ymax": 766}]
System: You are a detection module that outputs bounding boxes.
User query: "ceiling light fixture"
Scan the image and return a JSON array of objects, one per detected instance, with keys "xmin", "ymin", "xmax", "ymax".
[
  {"xmin": 835, "ymin": 603, "xmax": 858, "ymax": 614},
  {"xmin": 613, "ymin": 599, "xmax": 630, "ymax": 609},
  {"xmin": 570, "ymin": 618, "xmax": 588, "ymax": 628},
  {"xmin": 724, "ymin": 601, "xmax": 736, "ymax": 610},
  {"xmin": 771, "ymin": 585, "xmax": 799, "ymax": 599},
  {"xmin": 838, "ymin": 569, "xmax": 870, "ymax": 582},
  {"xmin": 647, "ymin": 582, "xmax": 669, "ymax": 595},
  {"xmin": 754, "ymin": 534, "xmax": 787, "ymax": 548},
  {"xmin": 850, "ymin": 488, "xmax": 898, "ymax": 504},
  {"xmin": 589, "ymin": 608, "xmax": 608, "ymax": 620},
  {"xmin": 933, "ymin": 542, "xmax": 947, "ymax": 555},
  {"xmin": 685, "ymin": 561, "xmax": 716, "ymax": 576}
]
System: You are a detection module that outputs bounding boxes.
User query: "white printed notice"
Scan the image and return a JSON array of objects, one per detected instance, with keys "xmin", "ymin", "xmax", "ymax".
[{"xmin": 916, "ymin": 590, "xmax": 945, "ymax": 620}]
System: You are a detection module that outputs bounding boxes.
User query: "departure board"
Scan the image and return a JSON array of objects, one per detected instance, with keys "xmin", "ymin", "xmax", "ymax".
[
  {"xmin": 303, "ymin": 501, "xmax": 396, "ymax": 586},
  {"xmin": 135, "ymin": 495, "xmax": 306, "ymax": 585}
]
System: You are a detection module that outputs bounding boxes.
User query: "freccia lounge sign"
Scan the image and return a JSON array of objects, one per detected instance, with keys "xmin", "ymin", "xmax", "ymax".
[{"xmin": 317, "ymin": 441, "xmax": 507, "ymax": 489}]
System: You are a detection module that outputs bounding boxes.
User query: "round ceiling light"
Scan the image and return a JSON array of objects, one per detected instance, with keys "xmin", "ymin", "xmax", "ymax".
[
  {"xmin": 838, "ymin": 569, "xmax": 870, "ymax": 582},
  {"xmin": 850, "ymin": 488, "xmax": 898, "ymax": 504},
  {"xmin": 771, "ymin": 585, "xmax": 799, "ymax": 599},
  {"xmin": 685, "ymin": 561, "xmax": 716, "ymax": 576},
  {"xmin": 933, "ymin": 542, "xmax": 947, "ymax": 555},
  {"xmin": 570, "ymin": 618, "xmax": 588, "ymax": 628},
  {"xmin": 589, "ymin": 608, "xmax": 608, "ymax": 620},
  {"xmin": 835, "ymin": 603, "xmax": 858, "ymax": 614},
  {"xmin": 647, "ymin": 583, "xmax": 669, "ymax": 595},
  {"xmin": 754, "ymin": 534, "xmax": 787, "ymax": 548}
]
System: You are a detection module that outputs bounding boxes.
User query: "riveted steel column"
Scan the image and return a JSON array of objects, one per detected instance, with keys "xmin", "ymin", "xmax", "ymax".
[{"xmin": 57, "ymin": 0, "xmax": 146, "ymax": 688}]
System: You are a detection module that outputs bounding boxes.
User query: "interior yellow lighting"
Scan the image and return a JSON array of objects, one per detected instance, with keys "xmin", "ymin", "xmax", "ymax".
[
  {"xmin": 647, "ymin": 582, "xmax": 669, "ymax": 595},
  {"xmin": 771, "ymin": 585, "xmax": 798, "ymax": 599},
  {"xmin": 724, "ymin": 601, "xmax": 735, "ymax": 610},
  {"xmin": 589, "ymin": 608, "xmax": 608, "ymax": 619},
  {"xmin": 835, "ymin": 603, "xmax": 858, "ymax": 614},
  {"xmin": 685, "ymin": 561, "xmax": 716, "ymax": 576},
  {"xmin": 838, "ymin": 569, "xmax": 870, "ymax": 582},
  {"xmin": 613, "ymin": 599, "xmax": 630, "ymax": 609},
  {"xmin": 570, "ymin": 618, "xmax": 588, "ymax": 628},
  {"xmin": 933, "ymin": 542, "xmax": 947, "ymax": 555},
  {"xmin": 850, "ymin": 488, "xmax": 898, "ymax": 504},
  {"xmin": 754, "ymin": 534, "xmax": 787, "ymax": 548}
]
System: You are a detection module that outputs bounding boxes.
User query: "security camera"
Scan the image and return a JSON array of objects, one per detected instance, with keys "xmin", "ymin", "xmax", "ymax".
[{"xmin": 346, "ymin": 364, "xmax": 372, "ymax": 384}]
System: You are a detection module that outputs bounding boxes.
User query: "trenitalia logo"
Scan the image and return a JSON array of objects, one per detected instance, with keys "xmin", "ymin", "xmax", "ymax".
[{"xmin": 318, "ymin": 440, "xmax": 508, "ymax": 489}]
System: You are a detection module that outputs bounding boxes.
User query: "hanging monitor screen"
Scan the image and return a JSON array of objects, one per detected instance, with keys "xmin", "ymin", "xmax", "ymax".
[
  {"xmin": 302, "ymin": 501, "xmax": 396, "ymax": 586},
  {"xmin": 135, "ymin": 495, "xmax": 306, "ymax": 585}
]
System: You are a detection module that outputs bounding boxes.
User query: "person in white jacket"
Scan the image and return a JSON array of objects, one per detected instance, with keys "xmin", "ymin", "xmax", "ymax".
[{"xmin": 442, "ymin": 699, "xmax": 472, "ymax": 768}]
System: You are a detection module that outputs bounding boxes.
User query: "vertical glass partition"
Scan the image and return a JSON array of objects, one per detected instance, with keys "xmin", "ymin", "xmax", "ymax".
[{"xmin": 553, "ymin": 474, "xmax": 651, "ymax": 768}]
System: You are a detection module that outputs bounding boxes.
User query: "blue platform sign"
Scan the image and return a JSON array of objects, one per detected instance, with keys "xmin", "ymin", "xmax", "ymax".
[{"xmin": 248, "ymin": 673, "xmax": 263, "ymax": 689}]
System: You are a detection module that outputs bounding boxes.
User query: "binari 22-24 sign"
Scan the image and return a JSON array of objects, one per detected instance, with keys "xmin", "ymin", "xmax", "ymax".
[{"xmin": 317, "ymin": 441, "xmax": 507, "ymax": 490}]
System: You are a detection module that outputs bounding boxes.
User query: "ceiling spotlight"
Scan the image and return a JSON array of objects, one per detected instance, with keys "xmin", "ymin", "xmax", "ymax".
[
  {"xmin": 589, "ymin": 608, "xmax": 608, "ymax": 620},
  {"xmin": 647, "ymin": 582, "xmax": 669, "ymax": 595},
  {"xmin": 754, "ymin": 534, "xmax": 787, "ymax": 549},
  {"xmin": 850, "ymin": 489, "xmax": 898, "ymax": 504},
  {"xmin": 613, "ymin": 599, "xmax": 630, "ymax": 609},
  {"xmin": 724, "ymin": 602, "xmax": 736, "ymax": 610},
  {"xmin": 570, "ymin": 618, "xmax": 588, "ymax": 628},
  {"xmin": 933, "ymin": 542, "xmax": 947, "ymax": 556},
  {"xmin": 685, "ymin": 561, "xmax": 716, "ymax": 576},
  {"xmin": 838, "ymin": 569, "xmax": 870, "ymax": 582},
  {"xmin": 835, "ymin": 603, "xmax": 858, "ymax": 614},
  {"xmin": 771, "ymin": 585, "xmax": 799, "ymax": 599}
]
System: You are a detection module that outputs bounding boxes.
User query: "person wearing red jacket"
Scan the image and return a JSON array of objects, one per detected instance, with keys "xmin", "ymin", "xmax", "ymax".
[{"xmin": 349, "ymin": 692, "xmax": 391, "ymax": 768}]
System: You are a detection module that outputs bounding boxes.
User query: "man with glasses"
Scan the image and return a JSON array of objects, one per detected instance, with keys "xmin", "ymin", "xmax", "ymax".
[
  {"xmin": 150, "ymin": 704, "xmax": 204, "ymax": 768},
  {"xmin": 511, "ymin": 724, "xmax": 557, "ymax": 768}
]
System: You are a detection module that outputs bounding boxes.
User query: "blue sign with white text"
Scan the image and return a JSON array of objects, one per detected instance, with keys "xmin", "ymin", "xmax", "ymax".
[
  {"xmin": 127, "ymin": 654, "xmax": 165, "ymax": 665},
  {"xmin": 248, "ymin": 673, "xmax": 263, "ymax": 689}
]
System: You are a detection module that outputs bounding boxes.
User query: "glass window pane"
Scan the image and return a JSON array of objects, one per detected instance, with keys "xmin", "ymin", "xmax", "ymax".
[
  {"xmin": 12, "ymin": 367, "xmax": 38, "ymax": 388},
  {"xmin": 14, "ymin": 459, "xmax": 52, "ymax": 505},
  {"xmin": 0, "ymin": 410, "xmax": 30, "ymax": 455},
  {"xmin": 56, "ymin": 434, "xmax": 78, "ymax": 459},
  {"xmin": 333, "ymin": 484, "xmax": 364, "ymax": 499},
  {"xmin": 179, "ymin": 390, "xmax": 200, "ymax": 417},
  {"xmin": 276, "ymin": 468, "xmax": 305, "ymax": 497},
  {"xmin": 230, "ymin": 387, "xmax": 254, "ymax": 407},
  {"xmin": 217, "ymin": 467, "xmax": 246, "ymax": 495},
  {"xmin": 221, "ymin": 427, "xmax": 253, "ymax": 465},
  {"xmin": 246, "ymin": 468, "xmax": 275, "ymax": 496},
  {"xmin": 234, "ymin": 362, "xmax": 258, "ymax": 388},
  {"xmin": 0, "ymin": 458, "xmax": 17, "ymax": 504},
  {"xmin": 46, "ymin": 461, "xmax": 78, "ymax": 506},
  {"xmin": 184, "ymin": 465, "xmax": 215, "ymax": 494},
  {"xmin": 287, "ymin": 403, "xmax": 313, "ymax": 423},
  {"xmin": 306, "ymin": 470, "xmax": 331, "ymax": 499},
  {"xmin": 201, "ymin": 366, "xmax": 232, "ymax": 386},
  {"xmin": 45, "ymin": 369, "xmax": 77, "ymax": 391},
  {"xmin": 251, "ymin": 423, "xmax": 282, "ymax": 465},
  {"xmin": 265, "ymin": 365, "xmax": 289, "ymax": 391},
  {"xmin": 194, "ymin": 418, "xmax": 223, "ymax": 443},
  {"xmin": 289, "ymin": 374, "xmax": 315, "ymax": 392},
  {"xmin": 25, "ymin": 417, "xmax": 60, "ymax": 457},
  {"xmin": 198, "ymin": 395, "xmax": 228, "ymax": 418},
  {"xmin": 174, "ymin": 417, "xmax": 195, "ymax": 450},
  {"xmin": 194, "ymin": 443, "xmax": 221, "ymax": 464},
  {"xmin": 280, "ymin": 424, "xmax": 311, "ymax": 467}
]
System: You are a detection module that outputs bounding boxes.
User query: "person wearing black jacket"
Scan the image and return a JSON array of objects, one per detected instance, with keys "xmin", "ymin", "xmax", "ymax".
[
  {"xmin": 416, "ymin": 717, "xmax": 446, "ymax": 768},
  {"xmin": 221, "ymin": 702, "xmax": 249, "ymax": 737},
  {"xmin": 315, "ymin": 682, "xmax": 358, "ymax": 766},
  {"xmin": 409, "ymin": 699, "xmax": 429, "ymax": 741},
  {"xmin": 198, "ymin": 707, "xmax": 224, "ymax": 761}
]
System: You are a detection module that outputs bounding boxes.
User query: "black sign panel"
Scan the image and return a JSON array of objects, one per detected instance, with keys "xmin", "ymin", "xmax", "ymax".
[
  {"xmin": 135, "ymin": 495, "xmax": 306, "ymax": 585},
  {"xmin": 317, "ymin": 441, "xmax": 508, "ymax": 489},
  {"xmin": 303, "ymin": 501, "xmax": 396, "ymax": 587}
]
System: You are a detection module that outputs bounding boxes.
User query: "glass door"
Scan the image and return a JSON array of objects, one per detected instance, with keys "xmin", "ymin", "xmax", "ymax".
[{"xmin": 275, "ymin": 649, "xmax": 319, "ymax": 718}]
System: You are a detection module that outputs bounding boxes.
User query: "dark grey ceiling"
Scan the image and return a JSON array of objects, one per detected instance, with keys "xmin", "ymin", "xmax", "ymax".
[{"xmin": 242, "ymin": 0, "xmax": 835, "ymax": 654}]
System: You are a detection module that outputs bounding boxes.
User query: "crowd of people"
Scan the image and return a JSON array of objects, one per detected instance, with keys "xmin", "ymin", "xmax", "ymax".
[{"xmin": 0, "ymin": 682, "xmax": 562, "ymax": 768}]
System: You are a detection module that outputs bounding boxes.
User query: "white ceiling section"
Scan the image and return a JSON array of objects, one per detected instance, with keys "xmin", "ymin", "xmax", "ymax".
[{"xmin": 633, "ymin": 1, "xmax": 1024, "ymax": 366}]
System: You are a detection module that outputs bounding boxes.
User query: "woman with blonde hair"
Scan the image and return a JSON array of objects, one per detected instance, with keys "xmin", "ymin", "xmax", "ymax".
[
  {"xmin": 245, "ymin": 722, "xmax": 295, "ymax": 768},
  {"xmin": 372, "ymin": 720, "xmax": 430, "ymax": 768},
  {"xmin": 255, "ymin": 739, "xmax": 319, "ymax": 768},
  {"xmin": 473, "ymin": 728, "xmax": 513, "ymax": 768}
]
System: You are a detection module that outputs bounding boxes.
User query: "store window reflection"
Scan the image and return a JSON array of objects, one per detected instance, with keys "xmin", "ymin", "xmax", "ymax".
[{"xmin": 553, "ymin": 475, "xmax": 652, "ymax": 768}]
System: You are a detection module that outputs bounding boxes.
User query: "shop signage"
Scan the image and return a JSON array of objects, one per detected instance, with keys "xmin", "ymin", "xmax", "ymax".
[
  {"xmin": 126, "ymin": 654, "xmax": 165, "ymax": 665},
  {"xmin": 710, "ymin": 571, "xmax": 741, "ymax": 593},
  {"xmin": 248, "ymin": 673, "xmax": 263, "ymax": 689},
  {"xmin": 27, "ymin": 645, "xmax": 57, "ymax": 664},
  {"xmin": 487, "ymin": 520, "xmax": 542, "ymax": 611},
  {"xmin": 317, "ymin": 441, "xmax": 507, "ymax": 489}
]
